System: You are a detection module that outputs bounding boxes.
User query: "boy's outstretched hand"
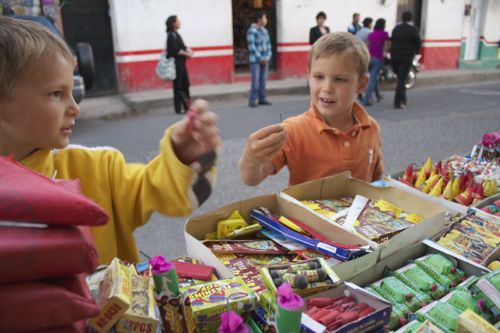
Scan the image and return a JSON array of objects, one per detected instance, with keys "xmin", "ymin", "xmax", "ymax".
[
  {"xmin": 171, "ymin": 99, "xmax": 220, "ymax": 165},
  {"xmin": 239, "ymin": 124, "xmax": 287, "ymax": 186}
]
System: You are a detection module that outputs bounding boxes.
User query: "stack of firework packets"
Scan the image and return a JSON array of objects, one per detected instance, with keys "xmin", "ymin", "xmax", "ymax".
[
  {"xmin": 180, "ymin": 276, "xmax": 259, "ymax": 333},
  {"xmin": 89, "ymin": 258, "xmax": 132, "ymax": 332},
  {"xmin": 342, "ymin": 195, "xmax": 423, "ymax": 245},
  {"xmin": 88, "ymin": 258, "xmax": 161, "ymax": 333},
  {"xmin": 260, "ymin": 258, "xmax": 341, "ymax": 298},
  {"xmin": 434, "ymin": 214, "xmax": 499, "ymax": 266}
]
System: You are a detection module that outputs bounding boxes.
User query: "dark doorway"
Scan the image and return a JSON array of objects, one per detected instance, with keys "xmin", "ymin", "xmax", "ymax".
[
  {"xmin": 396, "ymin": 0, "xmax": 422, "ymax": 29},
  {"xmin": 61, "ymin": 0, "xmax": 118, "ymax": 96},
  {"xmin": 232, "ymin": 0, "xmax": 277, "ymax": 73}
]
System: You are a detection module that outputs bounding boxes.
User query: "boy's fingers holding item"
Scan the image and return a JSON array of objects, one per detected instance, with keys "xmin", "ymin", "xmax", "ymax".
[
  {"xmin": 251, "ymin": 124, "xmax": 284, "ymax": 141},
  {"xmin": 250, "ymin": 130, "xmax": 286, "ymax": 157},
  {"xmin": 190, "ymin": 99, "xmax": 210, "ymax": 114}
]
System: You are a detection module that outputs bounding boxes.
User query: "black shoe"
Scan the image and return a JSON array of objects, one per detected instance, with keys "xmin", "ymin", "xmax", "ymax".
[
  {"xmin": 249, "ymin": 102, "xmax": 258, "ymax": 108},
  {"xmin": 258, "ymin": 100, "xmax": 272, "ymax": 105},
  {"xmin": 394, "ymin": 104, "xmax": 406, "ymax": 109}
]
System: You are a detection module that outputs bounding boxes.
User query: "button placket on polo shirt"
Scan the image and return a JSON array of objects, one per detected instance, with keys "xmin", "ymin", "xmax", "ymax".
[{"xmin": 342, "ymin": 134, "xmax": 355, "ymax": 161}]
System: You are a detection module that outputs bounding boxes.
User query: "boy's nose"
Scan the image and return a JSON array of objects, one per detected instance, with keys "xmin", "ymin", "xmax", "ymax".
[
  {"xmin": 322, "ymin": 79, "xmax": 334, "ymax": 92},
  {"xmin": 67, "ymin": 96, "xmax": 80, "ymax": 116}
]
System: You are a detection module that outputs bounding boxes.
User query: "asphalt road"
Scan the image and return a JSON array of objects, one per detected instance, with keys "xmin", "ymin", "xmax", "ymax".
[{"xmin": 71, "ymin": 80, "xmax": 500, "ymax": 261}]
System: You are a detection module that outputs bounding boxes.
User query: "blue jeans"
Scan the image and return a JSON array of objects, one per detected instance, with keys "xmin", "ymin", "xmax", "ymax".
[
  {"xmin": 249, "ymin": 62, "xmax": 269, "ymax": 104},
  {"xmin": 363, "ymin": 57, "xmax": 383, "ymax": 104}
]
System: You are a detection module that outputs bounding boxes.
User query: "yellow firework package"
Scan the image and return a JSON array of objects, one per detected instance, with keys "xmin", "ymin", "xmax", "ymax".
[
  {"xmin": 116, "ymin": 269, "xmax": 159, "ymax": 333},
  {"xmin": 90, "ymin": 258, "xmax": 132, "ymax": 333},
  {"xmin": 180, "ymin": 277, "xmax": 259, "ymax": 333}
]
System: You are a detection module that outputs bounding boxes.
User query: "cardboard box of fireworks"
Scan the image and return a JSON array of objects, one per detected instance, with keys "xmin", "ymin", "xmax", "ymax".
[
  {"xmin": 345, "ymin": 241, "xmax": 494, "ymax": 333},
  {"xmin": 301, "ymin": 282, "xmax": 392, "ymax": 333},
  {"xmin": 184, "ymin": 193, "xmax": 373, "ymax": 283},
  {"xmin": 417, "ymin": 212, "xmax": 500, "ymax": 271},
  {"xmin": 279, "ymin": 171, "xmax": 448, "ymax": 278},
  {"xmin": 184, "ymin": 193, "xmax": 376, "ymax": 331}
]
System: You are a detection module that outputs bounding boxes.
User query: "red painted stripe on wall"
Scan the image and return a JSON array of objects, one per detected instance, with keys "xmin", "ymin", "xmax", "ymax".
[
  {"xmin": 420, "ymin": 46, "xmax": 460, "ymax": 70},
  {"xmin": 116, "ymin": 55, "xmax": 234, "ymax": 92},
  {"xmin": 115, "ymin": 45, "xmax": 233, "ymax": 56},
  {"xmin": 422, "ymin": 39, "xmax": 461, "ymax": 43},
  {"xmin": 276, "ymin": 51, "xmax": 308, "ymax": 78},
  {"xmin": 277, "ymin": 42, "xmax": 310, "ymax": 47}
]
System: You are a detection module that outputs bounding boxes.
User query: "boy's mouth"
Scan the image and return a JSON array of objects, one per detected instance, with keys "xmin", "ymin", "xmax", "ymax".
[
  {"xmin": 61, "ymin": 124, "xmax": 74, "ymax": 135},
  {"xmin": 319, "ymin": 97, "xmax": 335, "ymax": 105}
]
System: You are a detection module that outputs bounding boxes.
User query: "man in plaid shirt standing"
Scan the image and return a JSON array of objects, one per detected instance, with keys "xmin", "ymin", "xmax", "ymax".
[{"xmin": 247, "ymin": 11, "xmax": 272, "ymax": 108}]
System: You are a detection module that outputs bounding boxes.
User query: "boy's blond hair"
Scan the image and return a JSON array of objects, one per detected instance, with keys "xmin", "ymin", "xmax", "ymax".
[
  {"xmin": 0, "ymin": 16, "xmax": 74, "ymax": 99},
  {"xmin": 309, "ymin": 31, "xmax": 370, "ymax": 77}
]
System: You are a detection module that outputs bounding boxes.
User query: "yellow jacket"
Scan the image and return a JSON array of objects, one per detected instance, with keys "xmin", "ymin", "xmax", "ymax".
[{"xmin": 20, "ymin": 126, "xmax": 216, "ymax": 264}]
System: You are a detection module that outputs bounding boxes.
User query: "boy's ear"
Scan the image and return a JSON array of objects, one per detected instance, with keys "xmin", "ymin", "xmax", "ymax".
[{"xmin": 357, "ymin": 74, "xmax": 369, "ymax": 94}]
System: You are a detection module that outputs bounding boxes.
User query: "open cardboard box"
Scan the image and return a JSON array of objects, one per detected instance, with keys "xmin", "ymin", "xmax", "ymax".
[
  {"xmin": 184, "ymin": 194, "xmax": 373, "ymax": 281},
  {"xmin": 279, "ymin": 172, "xmax": 450, "ymax": 271},
  {"xmin": 418, "ymin": 211, "xmax": 499, "ymax": 271},
  {"xmin": 301, "ymin": 282, "xmax": 391, "ymax": 333},
  {"xmin": 281, "ymin": 172, "xmax": 445, "ymax": 217}
]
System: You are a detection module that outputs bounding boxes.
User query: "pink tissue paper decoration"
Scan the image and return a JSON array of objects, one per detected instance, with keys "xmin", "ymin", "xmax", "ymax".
[
  {"xmin": 218, "ymin": 311, "xmax": 250, "ymax": 333},
  {"xmin": 277, "ymin": 282, "xmax": 304, "ymax": 310},
  {"xmin": 150, "ymin": 255, "xmax": 174, "ymax": 274},
  {"xmin": 481, "ymin": 132, "xmax": 500, "ymax": 147}
]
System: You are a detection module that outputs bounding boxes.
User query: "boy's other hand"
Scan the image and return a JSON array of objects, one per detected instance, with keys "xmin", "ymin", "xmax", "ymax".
[
  {"xmin": 241, "ymin": 124, "xmax": 287, "ymax": 165},
  {"xmin": 171, "ymin": 99, "xmax": 220, "ymax": 165},
  {"xmin": 239, "ymin": 124, "xmax": 286, "ymax": 186}
]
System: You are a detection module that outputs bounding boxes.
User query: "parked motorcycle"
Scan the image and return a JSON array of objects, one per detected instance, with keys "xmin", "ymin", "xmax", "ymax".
[{"xmin": 379, "ymin": 54, "xmax": 421, "ymax": 89}]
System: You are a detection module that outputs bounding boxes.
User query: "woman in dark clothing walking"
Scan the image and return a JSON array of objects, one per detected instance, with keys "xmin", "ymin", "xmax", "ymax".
[
  {"xmin": 309, "ymin": 11, "xmax": 330, "ymax": 45},
  {"xmin": 166, "ymin": 15, "xmax": 193, "ymax": 114}
]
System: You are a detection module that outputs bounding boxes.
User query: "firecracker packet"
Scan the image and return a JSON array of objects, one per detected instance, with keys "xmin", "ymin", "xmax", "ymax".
[
  {"xmin": 203, "ymin": 240, "xmax": 288, "ymax": 254},
  {"xmin": 344, "ymin": 196, "xmax": 422, "ymax": 242},
  {"xmin": 115, "ymin": 267, "xmax": 160, "ymax": 333},
  {"xmin": 89, "ymin": 258, "xmax": 132, "ymax": 333},
  {"xmin": 180, "ymin": 276, "xmax": 259, "ymax": 333},
  {"xmin": 215, "ymin": 253, "xmax": 294, "ymax": 294}
]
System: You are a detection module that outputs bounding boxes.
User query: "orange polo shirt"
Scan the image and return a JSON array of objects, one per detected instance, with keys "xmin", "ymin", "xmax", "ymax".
[{"xmin": 272, "ymin": 102, "xmax": 383, "ymax": 186}]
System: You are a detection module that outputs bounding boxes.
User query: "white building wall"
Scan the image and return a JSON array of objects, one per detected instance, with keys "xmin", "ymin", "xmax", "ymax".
[
  {"xmin": 277, "ymin": 0, "xmax": 398, "ymax": 44},
  {"xmin": 483, "ymin": 0, "xmax": 500, "ymax": 43},
  {"xmin": 108, "ymin": 0, "xmax": 232, "ymax": 53},
  {"xmin": 421, "ymin": 0, "xmax": 465, "ymax": 42}
]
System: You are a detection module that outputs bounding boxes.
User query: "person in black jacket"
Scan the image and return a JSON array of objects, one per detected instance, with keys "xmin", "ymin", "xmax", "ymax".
[
  {"xmin": 309, "ymin": 11, "xmax": 330, "ymax": 45},
  {"xmin": 166, "ymin": 15, "xmax": 193, "ymax": 114},
  {"xmin": 390, "ymin": 11, "xmax": 421, "ymax": 109}
]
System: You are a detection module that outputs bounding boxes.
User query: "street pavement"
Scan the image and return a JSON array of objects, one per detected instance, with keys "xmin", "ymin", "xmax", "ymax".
[{"xmin": 71, "ymin": 80, "xmax": 500, "ymax": 261}]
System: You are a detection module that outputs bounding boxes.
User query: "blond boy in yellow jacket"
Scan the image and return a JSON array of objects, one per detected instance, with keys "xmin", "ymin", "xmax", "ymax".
[{"xmin": 0, "ymin": 17, "xmax": 220, "ymax": 264}]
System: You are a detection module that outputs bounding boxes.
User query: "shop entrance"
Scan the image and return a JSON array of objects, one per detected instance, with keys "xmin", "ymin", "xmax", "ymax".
[
  {"xmin": 396, "ymin": 0, "xmax": 422, "ymax": 29},
  {"xmin": 232, "ymin": 0, "xmax": 277, "ymax": 73},
  {"xmin": 61, "ymin": 0, "xmax": 118, "ymax": 96}
]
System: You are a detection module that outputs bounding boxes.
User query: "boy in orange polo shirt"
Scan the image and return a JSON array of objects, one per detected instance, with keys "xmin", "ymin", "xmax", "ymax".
[{"xmin": 239, "ymin": 31, "xmax": 383, "ymax": 186}]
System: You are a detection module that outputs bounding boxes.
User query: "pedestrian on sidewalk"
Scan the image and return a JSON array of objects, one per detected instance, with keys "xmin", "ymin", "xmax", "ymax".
[
  {"xmin": 309, "ymin": 11, "xmax": 330, "ymax": 45},
  {"xmin": 239, "ymin": 32, "xmax": 383, "ymax": 187},
  {"xmin": 355, "ymin": 17, "xmax": 373, "ymax": 45},
  {"xmin": 390, "ymin": 11, "xmax": 421, "ymax": 109},
  {"xmin": 0, "ymin": 16, "xmax": 220, "ymax": 264},
  {"xmin": 362, "ymin": 18, "xmax": 389, "ymax": 106},
  {"xmin": 247, "ymin": 11, "xmax": 272, "ymax": 108},
  {"xmin": 166, "ymin": 15, "xmax": 193, "ymax": 114},
  {"xmin": 347, "ymin": 13, "xmax": 362, "ymax": 35}
]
